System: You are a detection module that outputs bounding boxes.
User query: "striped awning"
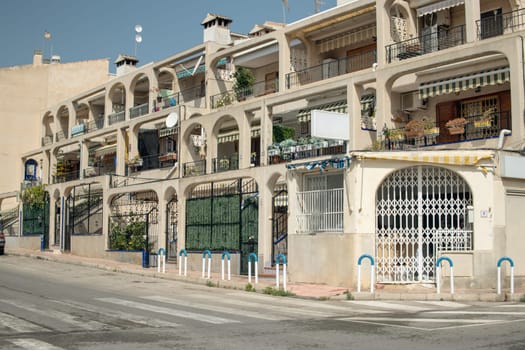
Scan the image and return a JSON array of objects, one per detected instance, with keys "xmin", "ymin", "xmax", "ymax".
[
  {"xmin": 287, "ymin": 157, "xmax": 351, "ymax": 172},
  {"xmin": 419, "ymin": 67, "xmax": 510, "ymax": 100},
  {"xmin": 417, "ymin": 0, "xmax": 465, "ymax": 17},
  {"xmin": 297, "ymin": 101, "xmax": 348, "ymax": 123},
  {"xmin": 355, "ymin": 151, "xmax": 493, "ymax": 166},
  {"xmin": 217, "ymin": 128, "xmax": 261, "ymax": 144}
]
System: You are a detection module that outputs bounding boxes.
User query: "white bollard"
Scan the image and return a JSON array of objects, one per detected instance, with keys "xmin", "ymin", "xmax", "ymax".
[
  {"xmin": 207, "ymin": 257, "xmax": 211, "ymax": 279},
  {"xmin": 283, "ymin": 263, "xmax": 287, "ymax": 291},
  {"xmin": 450, "ymin": 267, "xmax": 454, "ymax": 295},
  {"xmin": 436, "ymin": 266, "xmax": 441, "ymax": 294},
  {"xmin": 227, "ymin": 260, "xmax": 231, "ymax": 281},
  {"xmin": 357, "ymin": 265, "xmax": 362, "ymax": 293},
  {"xmin": 370, "ymin": 266, "xmax": 375, "ymax": 294},
  {"xmin": 184, "ymin": 256, "xmax": 187, "ymax": 277},
  {"xmin": 221, "ymin": 259, "xmax": 225, "ymax": 281},
  {"xmin": 202, "ymin": 257, "xmax": 206, "ymax": 278},
  {"xmin": 497, "ymin": 266, "xmax": 501, "ymax": 295},
  {"xmin": 276, "ymin": 263, "xmax": 280, "ymax": 288},
  {"xmin": 511, "ymin": 266, "xmax": 514, "ymax": 294},
  {"xmin": 255, "ymin": 261, "xmax": 258, "ymax": 284}
]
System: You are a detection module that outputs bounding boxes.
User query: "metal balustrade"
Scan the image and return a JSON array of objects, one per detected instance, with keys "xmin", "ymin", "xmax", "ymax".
[
  {"xmin": 212, "ymin": 154, "xmax": 239, "ymax": 173},
  {"xmin": 108, "ymin": 111, "xmax": 125, "ymax": 125},
  {"xmin": 86, "ymin": 118, "xmax": 104, "ymax": 133},
  {"xmin": 210, "ymin": 79, "xmax": 278, "ymax": 109},
  {"xmin": 55, "ymin": 130, "xmax": 66, "ymax": 142},
  {"xmin": 477, "ymin": 8, "xmax": 525, "ymax": 39},
  {"xmin": 286, "ymin": 49, "xmax": 376, "ymax": 89},
  {"xmin": 52, "ymin": 169, "xmax": 80, "ymax": 184},
  {"xmin": 296, "ymin": 188, "xmax": 343, "ymax": 233},
  {"xmin": 129, "ymin": 102, "xmax": 149, "ymax": 119},
  {"xmin": 386, "ymin": 25, "xmax": 465, "ymax": 63},
  {"xmin": 183, "ymin": 160, "xmax": 206, "ymax": 177}
]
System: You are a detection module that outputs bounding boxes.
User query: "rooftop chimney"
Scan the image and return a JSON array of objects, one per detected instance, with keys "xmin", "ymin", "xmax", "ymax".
[
  {"xmin": 115, "ymin": 54, "xmax": 139, "ymax": 76},
  {"xmin": 33, "ymin": 50, "xmax": 43, "ymax": 66},
  {"xmin": 201, "ymin": 13, "xmax": 232, "ymax": 45}
]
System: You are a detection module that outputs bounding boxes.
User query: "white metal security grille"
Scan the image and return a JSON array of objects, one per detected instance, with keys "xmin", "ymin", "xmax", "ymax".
[{"xmin": 376, "ymin": 166, "xmax": 473, "ymax": 283}]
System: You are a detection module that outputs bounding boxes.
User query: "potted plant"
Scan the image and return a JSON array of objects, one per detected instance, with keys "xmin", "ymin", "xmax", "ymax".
[
  {"xmin": 233, "ymin": 67, "xmax": 255, "ymax": 101},
  {"xmin": 127, "ymin": 155, "xmax": 143, "ymax": 167},
  {"xmin": 404, "ymin": 119, "xmax": 425, "ymax": 138},
  {"xmin": 474, "ymin": 108, "xmax": 495, "ymax": 128},
  {"xmin": 445, "ymin": 117, "xmax": 468, "ymax": 135},
  {"xmin": 422, "ymin": 117, "xmax": 440, "ymax": 136}
]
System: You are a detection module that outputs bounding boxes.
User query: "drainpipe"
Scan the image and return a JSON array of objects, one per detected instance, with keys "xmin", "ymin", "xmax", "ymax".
[{"xmin": 497, "ymin": 129, "xmax": 511, "ymax": 149}]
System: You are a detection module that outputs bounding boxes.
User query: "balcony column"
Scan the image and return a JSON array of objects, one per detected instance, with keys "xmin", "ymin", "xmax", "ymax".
[
  {"xmin": 375, "ymin": 74, "xmax": 393, "ymax": 139},
  {"xmin": 40, "ymin": 151, "xmax": 50, "ymax": 184},
  {"xmin": 125, "ymin": 86, "xmax": 133, "ymax": 121},
  {"xmin": 346, "ymin": 79, "xmax": 365, "ymax": 151},
  {"xmin": 507, "ymin": 37, "xmax": 525, "ymax": 138},
  {"xmin": 203, "ymin": 123, "xmax": 214, "ymax": 175},
  {"xmin": 116, "ymin": 127, "xmax": 128, "ymax": 176},
  {"xmin": 47, "ymin": 195, "xmax": 56, "ymax": 248},
  {"xmin": 375, "ymin": 0, "xmax": 389, "ymax": 66},
  {"xmin": 150, "ymin": 75, "xmax": 159, "ymax": 113},
  {"xmin": 50, "ymin": 148, "xmax": 58, "ymax": 184},
  {"xmin": 260, "ymin": 101, "xmax": 271, "ymax": 166},
  {"xmin": 464, "ymin": 0, "xmax": 480, "ymax": 43},
  {"xmin": 104, "ymin": 92, "xmax": 112, "ymax": 128},
  {"xmin": 239, "ymin": 111, "xmax": 251, "ymax": 169},
  {"xmin": 67, "ymin": 102, "xmax": 75, "ymax": 139},
  {"xmin": 278, "ymin": 34, "xmax": 291, "ymax": 92},
  {"xmin": 102, "ymin": 179, "xmax": 111, "ymax": 250},
  {"xmin": 79, "ymin": 141, "xmax": 89, "ymax": 180},
  {"xmin": 259, "ymin": 178, "xmax": 273, "ymax": 270}
]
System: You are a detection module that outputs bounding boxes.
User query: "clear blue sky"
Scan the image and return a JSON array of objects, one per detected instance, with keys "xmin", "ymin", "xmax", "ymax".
[{"xmin": 0, "ymin": 0, "xmax": 336, "ymax": 71}]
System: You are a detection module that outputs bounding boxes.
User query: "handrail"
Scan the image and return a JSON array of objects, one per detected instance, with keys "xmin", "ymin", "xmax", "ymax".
[
  {"xmin": 202, "ymin": 249, "xmax": 212, "ymax": 279},
  {"xmin": 157, "ymin": 248, "xmax": 166, "ymax": 273}
]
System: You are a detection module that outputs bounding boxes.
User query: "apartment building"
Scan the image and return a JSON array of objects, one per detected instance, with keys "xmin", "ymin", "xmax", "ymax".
[{"xmin": 9, "ymin": 0, "xmax": 525, "ymax": 290}]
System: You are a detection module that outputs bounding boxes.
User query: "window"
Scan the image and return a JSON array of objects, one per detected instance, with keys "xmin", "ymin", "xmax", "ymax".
[
  {"xmin": 480, "ymin": 9, "xmax": 503, "ymax": 39},
  {"xmin": 296, "ymin": 173, "xmax": 344, "ymax": 233}
]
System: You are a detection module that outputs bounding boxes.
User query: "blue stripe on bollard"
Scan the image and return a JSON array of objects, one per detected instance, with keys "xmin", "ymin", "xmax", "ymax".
[
  {"xmin": 221, "ymin": 251, "xmax": 231, "ymax": 261},
  {"xmin": 248, "ymin": 252, "xmax": 258, "ymax": 263},
  {"xmin": 178, "ymin": 248, "xmax": 187, "ymax": 257},
  {"xmin": 158, "ymin": 248, "xmax": 166, "ymax": 256},
  {"xmin": 436, "ymin": 256, "xmax": 453, "ymax": 268},
  {"xmin": 357, "ymin": 254, "xmax": 374, "ymax": 266},
  {"xmin": 497, "ymin": 256, "xmax": 514, "ymax": 268},
  {"xmin": 275, "ymin": 253, "xmax": 286, "ymax": 265},
  {"xmin": 203, "ymin": 249, "xmax": 211, "ymax": 258}
]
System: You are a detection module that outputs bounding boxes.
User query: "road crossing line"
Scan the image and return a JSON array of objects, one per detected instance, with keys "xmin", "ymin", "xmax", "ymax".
[
  {"xmin": 0, "ymin": 311, "xmax": 49, "ymax": 334},
  {"xmin": 341, "ymin": 317, "xmax": 500, "ymax": 324},
  {"xmin": 344, "ymin": 300, "xmax": 429, "ymax": 313},
  {"xmin": 52, "ymin": 299, "xmax": 180, "ymax": 328},
  {"xmin": 0, "ymin": 300, "xmax": 110, "ymax": 331},
  {"xmin": 142, "ymin": 296, "xmax": 286, "ymax": 321},
  {"xmin": 189, "ymin": 294, "xmax": 336, "ymax": 318},
  {"xmin": 8, "ymin": 338, "xmax": 66, "ymax": 350},
  {"xmin": 96, "ymin": 297, "xmax": 239, "ymax": 325},
  {"xmin": 430, "ymin": 310, "xmax": 525, "ymax": 316},
  {"xmin": 496, "ymin": 304, "xmax": 525, "ymax": 308},
  {"xmin": 415, "ymin": 301, "xmax": 470, "ymax": 308}
]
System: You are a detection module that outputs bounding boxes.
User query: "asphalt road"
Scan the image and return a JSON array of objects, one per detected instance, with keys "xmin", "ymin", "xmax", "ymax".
[{"xmin": 0, "ymin": 255, "xmax": 525, "ymax": 350}]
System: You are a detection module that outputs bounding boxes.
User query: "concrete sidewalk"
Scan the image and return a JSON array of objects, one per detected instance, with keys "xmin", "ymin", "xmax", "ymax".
[{"xmin": 6, "ymin": 249, "xmax": 524, "ymax": 302}]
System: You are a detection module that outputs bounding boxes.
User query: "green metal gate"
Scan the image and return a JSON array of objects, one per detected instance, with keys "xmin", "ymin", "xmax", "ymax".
[
  {"xmin": 22, "ymin": 191, "xmax": 50, "ymax": 249},
  {"xmin": 185, "ymin": 178, "xmax": 258, "ymax": 274}
]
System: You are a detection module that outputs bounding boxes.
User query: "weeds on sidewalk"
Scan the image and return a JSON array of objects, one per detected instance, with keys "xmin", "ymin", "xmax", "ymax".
[
  {"xmin": 344, "ymin": 290, "xmax": 354, "ymax": 300},
  {"xmin": 245, "ymin": 283, "xmax": 256, "ymax": 292},
  {"xmin": 205, "ymin": 280, "xmax": 215, "ymax": 288},
  {"xmin": 263, "ymin": 286, "xmax": 295, "ymax": 297}
]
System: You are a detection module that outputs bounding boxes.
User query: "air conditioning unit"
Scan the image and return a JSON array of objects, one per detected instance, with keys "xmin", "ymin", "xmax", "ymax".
[{"xmin": 401, "ymin": 92, "xmax": 427, "ymax": 112}]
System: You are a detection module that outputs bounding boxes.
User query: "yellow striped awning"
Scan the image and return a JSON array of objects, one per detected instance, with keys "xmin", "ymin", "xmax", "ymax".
[
  {"xmin": 419, "ymin": 67, "xmax": 510, "ymax": 100},
  {"xmin": 355, "ymin": 151, "xmax": 494, "ymax": 166}
]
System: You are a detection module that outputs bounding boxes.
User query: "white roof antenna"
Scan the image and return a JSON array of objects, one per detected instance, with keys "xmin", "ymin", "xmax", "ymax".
[{"xmin": 166, "ymin": 112, "xmax": 179, "ymax": 128}]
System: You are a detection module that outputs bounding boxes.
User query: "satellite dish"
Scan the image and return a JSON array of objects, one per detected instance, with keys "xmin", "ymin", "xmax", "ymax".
[
  {"xmin": 135, "ymin": 24, "xmax": 143, "ymax": 33},
  {"xmin": 166, "ymin": 112, "xmax": 178, "ymax": 128},
  {"xmin": 135, "ymin": 34, "xmax": 142, "ymax": 43}
]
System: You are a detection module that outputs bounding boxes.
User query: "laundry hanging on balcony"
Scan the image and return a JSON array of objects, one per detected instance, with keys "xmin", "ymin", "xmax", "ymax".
[
  {"xmin": 297, "ymin": 101, "xmax": 347, "ymax": 123},
  {"xmin": 419, "ymin": 66, "xmax": 510, "ymax": 99}
]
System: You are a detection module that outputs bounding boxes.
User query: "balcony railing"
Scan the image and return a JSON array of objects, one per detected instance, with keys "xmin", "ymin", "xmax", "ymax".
[
  {"xmin": 183, "ymin": 160, "xmax": 206, "ymax": 177},
  {"xmin": 210, "ymin": 79, "xmax": 278, "ymax": 109},
  {"xmin": 83, "ymin": 165, "xmax": 115, "ymax": 178},
  {"xmin": 268, "ymin": 140, "xmax": 347, "ymax": 165},
  {"xmin": 42, "ymin": 136, "xmax": 53, "ymax": 146},
  {"xmin": 52, "ymin": 169, "xmax": 80, "ymax": 184},
  {"xmin": 212, "ymin": 154, "xmax": 239, "ymax": 173},
  {"xmin": 129, "ymin": 102, "xmax": 149, "ymax": 119},
  {"xmin": 86, "ymin": 118, "xmax": 104, "ymax": 133},
  {"xmin": 381, "ymin": 111, "xmax": 510, "ymax": 150},
  {"xmin": 55, "ymin": 130, "xmax": 66, "ymax": 142},
  {"xmin": 286, "ymin": 49, "xmax": 376, "ymax": 89},
  {"xmin": 128, "ymin": 153, "xmax": 178, "ymax": 173},
  {"xmin": 108, "ymin": 111, "xmax": 125, "ymax": 125},
  {"xmin": 386, "ymin": 25, "xmax": 465, "ymax": 63},
  {"xmin": 477, "ymin": 8, "xmax": 525, "ymax": 40}
]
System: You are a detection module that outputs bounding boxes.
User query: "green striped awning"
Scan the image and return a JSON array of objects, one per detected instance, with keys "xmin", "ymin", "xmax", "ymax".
[
  {"xmin": 419, "ymin": 67, "xmax": 510, "ymax": 99},
  {"xmin": 297, "ymin": 101, "xmax": 348, "ymax": 123},
  {"xmin": 217, "ymin": 128, "xmax": 261, "ymax": 144}
]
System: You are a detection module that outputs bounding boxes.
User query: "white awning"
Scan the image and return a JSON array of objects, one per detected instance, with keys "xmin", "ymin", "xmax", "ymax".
[
  {"xmin": 286, "ymin": 157, "xmax": 351, "ymax": 172},
  {"xmin": 419, "ymin": 67, "xmax": 510, "ymax": 99},
  {"xmin": 297, "ymin": 101, "xmax": 348, "ymax": 123},
  {"xmin": 95, "ymin": 144, "xmax": 117, "ymax": 157},
  {"xmin": 417, "ymin": 0, "xmax": 465, "ymax": 17}
]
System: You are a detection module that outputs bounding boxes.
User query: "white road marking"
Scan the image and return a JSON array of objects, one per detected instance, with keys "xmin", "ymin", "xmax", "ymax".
[
  {"xmin": 416, "ymin": 301, "xmax": 470, "ymax": 308},
  {"xmin": 342, "ymin": 317, "xmax": 500, "ymax": 324},
  {"xmin": 96, "ymin": 297, "xmax": 238, "ymax": 325},
  {"xmin": 9, "ymin": 338, "xmax": 66, "ymax": 350},
  {"xmin": 430, "ymin": 310, "xmax": 525, "ymax": 316},
  {"xmin": 142, "ymin": 295, "xmax": 286, "ymax": 321},
  {"xmin": 0, "ymin": 300, "xmax": 109, "ymax": 331},
  {"xmin": 52, "ymin": 299, "xmax": 180, "ymax": 328},
  {"xmin": 0, "ymin": 312, "xmax": 49, "ymax": 333},
  {"xmin": 344, "ymin": 301, "xmax": 428, "ymax": 312},
  {"xmin": 496, "ymin": 304, "xmax": 525, "ymax": 308}
]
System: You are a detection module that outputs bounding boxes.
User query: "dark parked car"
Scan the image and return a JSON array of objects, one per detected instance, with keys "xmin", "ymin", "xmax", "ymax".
[{"xmin": 0, "ymin": 232, "xmax": 5, "ymax": 255}]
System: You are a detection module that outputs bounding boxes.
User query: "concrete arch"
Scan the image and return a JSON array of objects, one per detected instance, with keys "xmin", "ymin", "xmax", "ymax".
[
  {"xmin": 129, "ymin": 72, "xmax": 150, "ymax": 92},
  {"xmin": 163, "ymin": 186, "xmax": 178, "ymax": 202},
  {"xmin": 188, "ymin": 113, "xmax": 203, "ymax": 119}
]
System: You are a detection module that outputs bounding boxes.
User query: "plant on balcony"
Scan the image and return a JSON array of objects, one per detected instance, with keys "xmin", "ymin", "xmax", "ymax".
[
  {"xmin": 388, "ymin": 128, "xmax": 406, "ymax": 141},
  {"xmin": 422, "ymin": 117, "xmax": 440, "ymax": 136},
  {"xmin": 279, "ymin": 139, "xmax": 297, "ymax": 154},
  {"xmin": 296, "ymin": 137, "xmax": 313, "ymax": 152},
  {"xmin": 474, "ymin": 108, "xmax": 495, "ymax": 128},
  {"xmin": 445, "ymin": 117, "xmax": 468, "ymax": 135},
  {"xmin": 233, "ymin": 67, "xmax": 255, "ymax": 101},
  {"xmin": 127, "ymin": 155, "xmax": 143, "ymax": 167},
  {"xmin": 272, "ymin": 124, "xmax": 295, "ymax": 143},
  {"xmin": 404, "ymin": 119, "xmax": 425, "ymax": 138}
]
